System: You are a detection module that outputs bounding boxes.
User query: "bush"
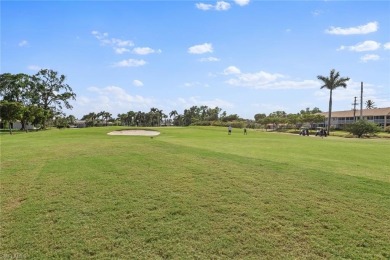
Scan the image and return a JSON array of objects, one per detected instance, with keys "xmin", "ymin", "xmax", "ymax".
[
  {"xmin": 385, "ymin": 126, "xmax": 390, "ymax": 133},
  {"xmin": 347, "ymin": 120, "xmax": 381, "ymax": 138}
]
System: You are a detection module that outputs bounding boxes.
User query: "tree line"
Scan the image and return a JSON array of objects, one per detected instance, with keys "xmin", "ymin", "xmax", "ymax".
[
  {"xmin": 79, "ymin": 106, "xmax": 325, "ymax": 130},
  {"xmin": 7, "ymin": 68, "xmax": 380, "ymax": 135},
  {"xmin": 81, "ymin": 106, "xmax": 238, "ymax": 128}
]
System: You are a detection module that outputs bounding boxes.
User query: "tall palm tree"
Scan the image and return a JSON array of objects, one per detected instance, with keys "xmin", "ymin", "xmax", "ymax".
[{"xmin": 317, "ymin": 69, "xmax": 350, "ymax": 133}]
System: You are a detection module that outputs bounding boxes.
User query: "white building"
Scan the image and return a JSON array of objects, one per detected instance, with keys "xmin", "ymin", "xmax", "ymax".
[{"xmin": 319, "ymin": 107, "xmax": 390, "ymax": 129}]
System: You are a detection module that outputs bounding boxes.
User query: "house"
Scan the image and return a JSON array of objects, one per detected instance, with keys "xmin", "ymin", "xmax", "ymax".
[{"xmin": 318, "ymin": 107, "xmax": 390, "ymax": 129}]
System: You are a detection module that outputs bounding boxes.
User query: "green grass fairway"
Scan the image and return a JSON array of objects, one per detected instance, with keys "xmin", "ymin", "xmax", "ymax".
[{"xmin": 1, "ymin": 127, "xmax": 389, "ymax": 259}]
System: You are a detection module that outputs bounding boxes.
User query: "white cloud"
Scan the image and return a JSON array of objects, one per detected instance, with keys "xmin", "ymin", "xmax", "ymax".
[
  {"xmin": 215, "ymin": 1, "xmax": 231, "ymax": 11},
  {"xmin": 384, "ymin": 42, "xmax": 390, "ymax": 50},
  {"xmin": 113, "ymin": 59, "xmax": 147, "ymax": 67},
  {"xmin": 325, "ymin": 21, "xmax": 378, "ymax": 35},
  {"xmin": 92, "ymin": 31, "xmax": 111, "ymax": 45},
  {"xmin": 114, "ymin": 47, "xmax": 130, "ymax": 54},
  {"xmin": 234, "ymin": 0, "xmax": 250, "ymax": 6},
  {"xmin": 196, "ymin": 1, "xmax": 231, "ymax": 11},
  {"xmin": 188, "ymin": 43, "xmax": 213, "ymax": 54},
  {"xmin": 224, "ymin": 66, "xmax": 241, "ymax": 75},
  {"xmin": 133, "ymin": 47, "xmax": 161, "ymax": 55},
  {"xmin": 18, "ymin": 40, "xmax": 28, "ymax": 47},
  {"xmin": 224, "ymin": 67, "xmax": 321, "ymax": 90},
  {"xmin": 183, "ymin": 82, "xmax": 209, "ymax": 88},
  {"xmin": 337, "ymin": 40, "xmax": 381, "ymax": 52},
  {"xmin": 88, "ymin": 86, "xmax": 153, "ymax": 106},
  {"xmin": 195, "ymin": 3, "xmax": 214, "ymax": 10},
  {"xmin": 226, "ymin": 71, "xmax": 285, "ymax": 88},
  {"xmin": 92, "ymin": 31, "xmax": 134, "ymax": 53},
  {"xmin": 199, "ymin": 57, "xmax": 220, "ymax": 62},
  {"xmin": 111, "ymin": 38, "xmax": 133, "ymax": 47},
  {"xmin": 360, "ymin": 54, "xmax": 380, "ymax": 63},
  {"xmin": 133, "ymin": 80, "xmax": 144, "ymax": 87}
]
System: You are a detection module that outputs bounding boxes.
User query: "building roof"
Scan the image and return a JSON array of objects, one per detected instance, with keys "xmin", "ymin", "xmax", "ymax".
[{"xmin": 319, "ymin": 107, "xmax": 390, "ymax": 118}]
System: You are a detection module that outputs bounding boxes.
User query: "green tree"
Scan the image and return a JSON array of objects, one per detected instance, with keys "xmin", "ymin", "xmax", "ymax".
[
  {"xmin": 300, "ymin": 107, "xmax": 322, "ymax": 115},
  {"xmin": 117, "ymin": 113, "xmax": 127, "ymax": 126},
  {"xmin": 20, "ymin": 105, "xmax": 45, "ymax": 132},
  {"xmin": 169, "ymin": 110, "xmax": 178, "ymax": 125},
  {"xmin": 347, "ymin": 120, "xmax": 380, "ymax": 138},
  {"xmin": 66, "ymin": 115, "xmax": 76, "ymax": 126},
  {"xmin": 103, "ymin": 111, "xmax": 112, "ymax": 126},
  {"xmin": 221, "ymin": 114, "xmax": 240, "ymax": 122},
  {"xmin": 0, "ymin": 73, "xmax": 32, "ymax": 103},
  {"xmin": 254, "ymin": 113, "xmax": 266, "ymax": 122},
  {"xmin": 0, "ymin": 101, "xmax": 23, "ymax": 134},
  {"xmin": 287, "ymin": 113, "xmax": 300, "ymax": 129},
  {"xmin": 317, "ymin": 69, "xmax": 350, "ymax": 134},
  {"xmin": 30, "ymin": 69, "xmax": 76, "ymax": 128},
  {"xmin": 206, "ymin": 107, "xmax": 221, "ymax": 121},
  {"xmin": 135, "ymin": 111, "xmax": 146, "ymax": 126},
  {"xmin": 81, "ymin": 112, "xmax": 97, "ymax": 127},
  {"xmin": 126, "ymin": 111, "xmax": 135, "ymax": 126},
  {"xmin": 54, "ymin": 114, "xmax": 68, "ymax": 129}
]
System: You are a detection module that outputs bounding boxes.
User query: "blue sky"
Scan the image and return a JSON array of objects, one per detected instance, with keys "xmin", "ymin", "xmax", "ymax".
[{"xmin": 2, "ymin": 0, "xmax": 389, "ymax": 119}]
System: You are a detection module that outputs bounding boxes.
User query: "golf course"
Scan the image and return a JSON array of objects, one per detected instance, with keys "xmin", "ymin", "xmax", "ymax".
[{"xmin": 1, "ymin": 126, "xmax": 389, "ymax": 259}]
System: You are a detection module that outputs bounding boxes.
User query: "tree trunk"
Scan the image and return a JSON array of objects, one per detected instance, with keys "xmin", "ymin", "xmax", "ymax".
[{"xmin": 327, "ymin": 89, "xmax": 333, "ymax": 134}]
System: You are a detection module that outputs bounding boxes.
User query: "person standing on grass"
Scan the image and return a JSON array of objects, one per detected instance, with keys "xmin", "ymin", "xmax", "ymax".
[
  {"xmin": 228, "ymin": 125, "xmax": 232, "ymax": 135},
  {"xmin": 244, "ymin": 128, "xmax": 247, "ymax": 135}
]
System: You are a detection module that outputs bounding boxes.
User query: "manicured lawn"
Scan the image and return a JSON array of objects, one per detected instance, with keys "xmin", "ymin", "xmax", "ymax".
[{"xmin": 1, "ymin": 127, "xmax": 389, "ymax": 259}]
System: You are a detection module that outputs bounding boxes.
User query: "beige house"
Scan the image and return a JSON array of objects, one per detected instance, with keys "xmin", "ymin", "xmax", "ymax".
[{"xmin": 319, "ymin": 107, "xmax": 390, "ymax": 129}]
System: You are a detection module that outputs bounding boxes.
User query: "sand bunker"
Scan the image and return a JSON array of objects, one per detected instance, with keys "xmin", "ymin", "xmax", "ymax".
[{"xmin": 107, "ymin": 130, "xmax": 160, "ymax": 136}]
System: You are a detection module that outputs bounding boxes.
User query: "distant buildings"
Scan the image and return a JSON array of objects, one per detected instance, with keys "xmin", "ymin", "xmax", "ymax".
[{"xmin": 319, "ymin": 107, "xmax": 390, "ymax": 129}]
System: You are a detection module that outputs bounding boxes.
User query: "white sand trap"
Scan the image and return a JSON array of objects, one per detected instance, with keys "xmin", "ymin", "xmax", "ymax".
[{"xmin": 107, "ymin": 130, "xmax": 160, "ymax": 136}]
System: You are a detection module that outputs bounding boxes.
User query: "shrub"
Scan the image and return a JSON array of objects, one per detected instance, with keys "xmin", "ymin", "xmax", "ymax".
[
  {"xmin": 347, "ymin": 120, "xmax": 381, "ymax": 138},
  {"xmin": 385, "ymin": 126, "xmax": 390, "ymax": 133}
]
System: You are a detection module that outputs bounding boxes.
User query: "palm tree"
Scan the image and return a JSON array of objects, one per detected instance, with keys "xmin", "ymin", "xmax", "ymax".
[
  {"xmin": 365, "ymin": 100, "xmax": 376, "ymax": 109},
  {"xmin": 149, "ymin": 107, "xmax": 158, "ymax": 126},
  {"xmin": 126, "ymin": 111, "xmax": 135, "ymax": 126},
  {"xmin": 317, "ymin": 69, "xmax": 350, "ymax": 133},
  {"xmin": 103, "ymin": 112, "xmax": 112, "ymax": 126},
  {"xmin": 169, "ymin": 110, "xmax": 178, "ymax": 119}
]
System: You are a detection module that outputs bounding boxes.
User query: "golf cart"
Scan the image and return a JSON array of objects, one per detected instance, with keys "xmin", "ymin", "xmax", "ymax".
[
  {"xmin": 299, "ymin": 127, "xmax": 309, "ymax": 136},
  {"xmin": 315, "ymin": 127, "xmax": 327, "ymax": 137}
]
